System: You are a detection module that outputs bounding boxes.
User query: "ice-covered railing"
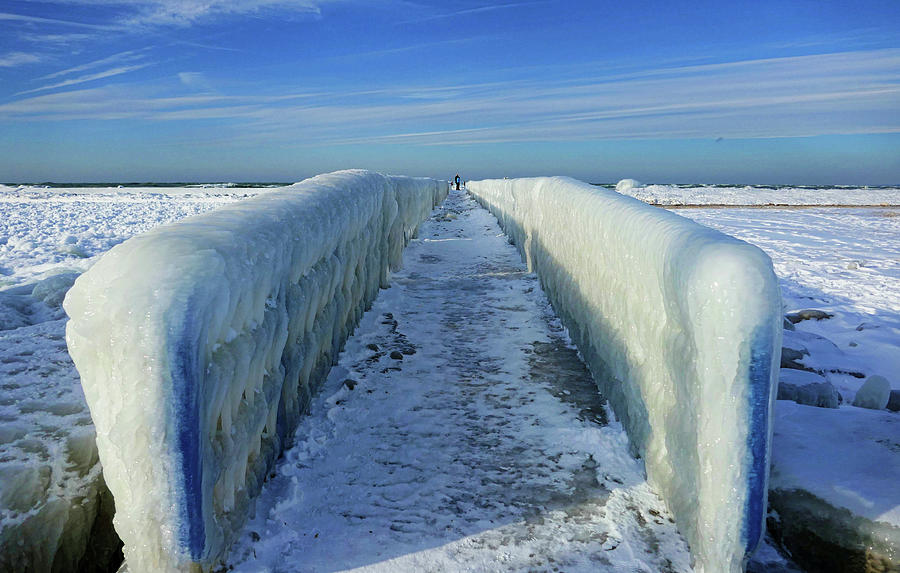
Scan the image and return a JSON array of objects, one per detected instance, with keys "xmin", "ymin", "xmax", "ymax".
[
  {"xmin": 467, "ymin": 177, "xmax": 782, "ymax": 571},
  {"xmin": 64, "ymin": 171, "xmax": 447, "ymax": 572}
]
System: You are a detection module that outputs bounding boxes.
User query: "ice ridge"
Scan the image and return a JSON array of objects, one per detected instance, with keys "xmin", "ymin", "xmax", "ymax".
[
  {"xmin": 467, "ymin": 176, "xmax": 782, "ymax": 572},
  {"xmin": 63, "ymin": 170, "xmax": 447, "ymax": 572}
]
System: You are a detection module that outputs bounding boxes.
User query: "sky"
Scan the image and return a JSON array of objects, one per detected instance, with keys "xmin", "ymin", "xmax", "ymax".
[{"xmin": 1, "ymin": 0, "xmax": 899, "ymax": 184}]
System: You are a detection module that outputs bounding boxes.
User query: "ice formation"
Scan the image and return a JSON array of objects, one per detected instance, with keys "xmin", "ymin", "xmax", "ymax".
[
  {"xmin": 467, "ymin": 177, "xmax": 782, "ymax": 571},
  {"xmin": 63, "ymin": 171, "xmax": 447, "ymax": 572}
]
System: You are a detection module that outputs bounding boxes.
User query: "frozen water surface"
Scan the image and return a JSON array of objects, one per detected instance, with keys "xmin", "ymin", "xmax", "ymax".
[{"xmin": 227, "ymin": 188, "xmax": 693, "ymax": 572}]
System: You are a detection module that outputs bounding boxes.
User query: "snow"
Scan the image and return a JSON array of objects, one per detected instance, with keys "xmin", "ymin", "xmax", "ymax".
[
  {"xmin": 1, "ymin": 185, "xmax": 249, "ymax": 569},
  {"xmin": 467, "ymin": 177, "xmax": 783, "ymax": 572},
  {"xmin": 63, "ymin": 171, "xmax": 446, "ymax": 571},
  {"xmin": 611, "ymin": 180, "xmax": 900, "ymax": 206},
  {"xmin": 770, "ymin": 402, "xmax": 900, "ymax": 526},
  {"xmin": 1, "ymin": 184, "xmax": 254, "ymax": 290},
  {"xmin": 226, "ymin": 186, "xmax": 693, "ymax": 572}
]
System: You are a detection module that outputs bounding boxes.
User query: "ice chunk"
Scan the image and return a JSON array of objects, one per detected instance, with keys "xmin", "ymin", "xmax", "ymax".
[
  {"xmin": 615, "ymin": 178, "xmax": 643, "ymax": 193},
  {"xmin": 777, "ymin": 369, "xmax": 839, "ymax": 408},
  {"xmin": 31, "ymin": 272, "xmax": 80, "ymax": 308},
  {"xmin": 468, "ymin": 176, "xmax": 782, "ymax": 571},
  {"xmin": 64, "ymin": 171, "xmax": 447, "ymax": 571},
  {"xmin": 852, "ymin": 375, "xmax": 890, "ymax": 409}
]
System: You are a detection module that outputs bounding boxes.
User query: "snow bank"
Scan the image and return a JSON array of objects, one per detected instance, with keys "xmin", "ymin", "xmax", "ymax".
[
  {"xmin": 612, "ymin": 179, "xmax": 900, "ymax": 206},
  {"xmin": 467, "ymin": 177, "xmax": 782, "ymax": 571},
  {"xmin": 63, "ymin": 171, "xmax": 446, "ymax": 572}
]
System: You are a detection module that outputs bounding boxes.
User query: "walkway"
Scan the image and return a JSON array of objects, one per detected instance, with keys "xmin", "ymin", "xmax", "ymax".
[{"xmin": 227, "ymin": 188, "xmax": 693, "ymax": 572}]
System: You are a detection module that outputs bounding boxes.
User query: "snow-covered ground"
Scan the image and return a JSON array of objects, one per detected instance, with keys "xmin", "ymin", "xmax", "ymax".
[
  {"xmin": 612, "ymin": 180, "xmax": 900, "ymax": 207},
  {"xmin": 226, "ymin": 187, "xmax": 694, "ymax": 572}
]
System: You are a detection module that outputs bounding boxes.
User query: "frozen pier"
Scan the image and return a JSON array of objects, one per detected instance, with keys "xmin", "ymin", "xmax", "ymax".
[
  {"xmin": 225, "ymin": 187, "xmax": 693, "ymax": 571},
  {"xmin": 60, "ymin": 171, "xmax": 782, "ymax": 572}
]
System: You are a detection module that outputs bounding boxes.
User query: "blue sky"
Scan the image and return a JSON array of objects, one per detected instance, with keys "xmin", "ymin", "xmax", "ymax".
[{"xmin": 1, "ymin": 0, "xmax": 899, "ymax": 183}]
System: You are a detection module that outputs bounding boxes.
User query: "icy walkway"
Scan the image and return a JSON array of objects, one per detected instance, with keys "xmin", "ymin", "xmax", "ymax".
[{"xmin": 227, "ymin": 188, "xmax": 692, "ymax": 572}]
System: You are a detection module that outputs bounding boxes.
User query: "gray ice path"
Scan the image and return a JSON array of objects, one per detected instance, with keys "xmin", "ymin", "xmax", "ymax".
[{"xmin": 228, "ymin": 188, "xmax": 694, "ymax": 572}]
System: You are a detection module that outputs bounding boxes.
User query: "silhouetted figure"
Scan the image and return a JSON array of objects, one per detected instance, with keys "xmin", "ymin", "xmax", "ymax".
[{"xmin": 454, "ymin": 173, "xmax": 461, "ymax": 191}]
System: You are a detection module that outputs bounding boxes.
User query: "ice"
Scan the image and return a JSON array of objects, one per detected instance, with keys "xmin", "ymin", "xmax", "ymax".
[
  {"xmin": 63, "ymin": 170, "xmax": 446, "ymax": 572},
  {"xmin": 614, "ymin": 178, "xmax": 643, "ymax": 194},
  {"xmin": 468, "ymin": 177, "xmax": 782, "ymax": 571},
  {"xmin": 613, "ymin": 179, "xmax": 900, "ymax": 206},
  {"xmin": 852, "ymin": 374, "xmax": 891, "ymax": 409},
  {"xmin": 0, "ymin": 317, "xmax": 117, "ymax": 572}
]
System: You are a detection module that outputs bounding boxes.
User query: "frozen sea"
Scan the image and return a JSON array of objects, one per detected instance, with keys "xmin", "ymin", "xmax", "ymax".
[{"xmin": 1, "ymin": 180, "xmax": 898, "ymax": 571}]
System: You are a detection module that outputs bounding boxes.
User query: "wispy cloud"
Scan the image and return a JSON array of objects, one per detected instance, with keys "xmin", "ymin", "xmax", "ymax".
[
  {"xmin": 398, "ymin": 1, "xmax": 546, "ymax": 25},
  {"xmin": 0, "ymin": 11, "xmax": 115, "ymax": 30},
  {"xmin": 0, "ymin": 52, "xmax": 42, "ymax": 68},
  {"xmin": 2, "ymin": 49, "xmax": 899, "ymax": 145},
  {"xmin": 38, "ymin": 49, "xmax": 146, "ymax": 81},
  {"xmin": 13, "ymin": 0, "xmax": 333, "ymax": 29},
  {"xmin": 16, "ymin": 64, "xmax": 151, "ymax": 95},
  {"xmin": 17, "ymin": 32, "xmax": 95, "ymax": 46}
]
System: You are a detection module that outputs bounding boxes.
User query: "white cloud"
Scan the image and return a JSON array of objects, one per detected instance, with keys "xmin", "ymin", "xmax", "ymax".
[
  {"xmin": 17, "ymin": 64, "xmax": 151, "ymax": 95},
  {"xmin": 0, "ymin": 52, "xmax": 42, "ymax": 67},
  {"xmin": 2, "ymin": 49, "xmax": 898, "ymax": 145},
  {"xmin": 6, "ymin": 0, "xmax": 334, "ymax": 29},
  {"xmin": 398, "ymin": 1, "xmax": 547, "ymax": 25},
  {"xmin": 0, "ymin": 11, "xmax": 114, "ymax": 29},
  {"xmin": 39, "ymin": 49, "xmax": 146, "ymax": 81}
]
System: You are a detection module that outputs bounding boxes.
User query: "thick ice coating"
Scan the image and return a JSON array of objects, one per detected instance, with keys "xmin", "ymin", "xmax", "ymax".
[
  {"xmin": 63, "ymin": 171, "xmax": 447, "ymax": 572},
  {"xmin": 467, "ymin": 177, "xmax": 782, "ymax": 572}
]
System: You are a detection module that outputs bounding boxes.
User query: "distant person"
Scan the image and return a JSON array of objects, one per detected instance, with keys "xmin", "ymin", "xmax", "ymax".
[{"xmin": 454, "ymin": 173, "xmax": 461, "ymax": 191}]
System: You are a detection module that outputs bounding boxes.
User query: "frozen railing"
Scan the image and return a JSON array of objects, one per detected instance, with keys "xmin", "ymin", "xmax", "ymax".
[
  {"xmin": 64, "ymin": 171, "xmax": 447, "ymax": 572},
  {"xmin": 468, "ymin": 177, "xmax": 782, "ymax": 572}
]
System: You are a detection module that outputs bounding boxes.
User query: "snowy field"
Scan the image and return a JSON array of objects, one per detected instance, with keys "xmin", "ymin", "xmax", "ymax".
[
  {"xmin": 611, "ymin": 180, "xmax": 900, "ymax": 207},
  {"xmin": 1, "ymin": 180, "xmax": 898, "ymax": 570}
]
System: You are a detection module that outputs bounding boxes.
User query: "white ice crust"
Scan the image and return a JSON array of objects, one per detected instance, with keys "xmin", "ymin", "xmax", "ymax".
[
  {"xmin": 612, "ymin": 179, "xmax": 900, "ymax": 206},
  {"xmin": 63, "ymin": 171, "xmax": 446, "ymax": 572},
  {"xmin": 468, "ymin": 177, "xmax": 783, "ymax": 571}
]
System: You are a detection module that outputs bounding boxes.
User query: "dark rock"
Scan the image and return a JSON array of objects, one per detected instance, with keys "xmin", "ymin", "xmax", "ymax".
[
  {"xmin": 389, "ymin": 351, "xmax": 403, "ymax": 360},
  {"xmin": 780, "ymin": 346, "xmax": 811, "ymax": 371},
  {"xmin": 785, "ymin": 309, "xmax": 834, "ymax": 324},
  {"xmin": 401, "ymin": 347, "xmax": 416, "ymax": 356},
  {"xmin": 767, "ymin": 489, "xmax": 900, "ymax": 573},
  {"xmin": 343, "ymin": 379, "xmax": 357, "ymax": 391},
  {"xmin": 783, "ymin": 318, "xmax": 796, "ymax": 331},
  {"xmin": 887, "ymin": 390, "xmax": 900, "ymax": 412},
  {"xmin": 366, "ymin": 343, "xmax": 379, "ymax": 352}
]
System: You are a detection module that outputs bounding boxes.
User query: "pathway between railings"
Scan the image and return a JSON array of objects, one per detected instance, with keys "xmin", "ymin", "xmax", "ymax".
[{"xmin": 226, "ymin": 188, "xmax": 693, "ymax": 572}]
